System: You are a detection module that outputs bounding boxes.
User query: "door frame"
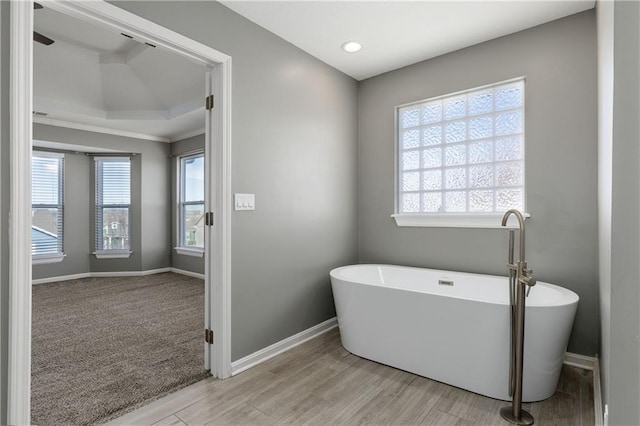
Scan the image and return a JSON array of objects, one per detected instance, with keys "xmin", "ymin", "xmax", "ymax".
[{"xmin": 8, "ymin": 1, "xmax": 233, "ymax": 423}]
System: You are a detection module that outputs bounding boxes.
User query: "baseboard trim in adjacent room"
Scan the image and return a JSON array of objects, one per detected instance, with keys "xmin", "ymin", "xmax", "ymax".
[
  {"xmin": 170, "ymin": 268, "xmax": 205, "ymax": 280},
  {"xmin": 564, "ymin": 352, "xmax": 603, "ymax": 426},
  {"xmin": 231, "ymin": 317, "xmax": 338, "ymax": 376},
  {"xmin": 32, "ymin": 273, "xmax": 91, "ymax": 285},
  {"xmin": 31, "ymin": 267, "xmax": 204, "ymax": 285},
  {"xmin": 90, "ymin": 268, "xmax": 172, "ymax": 278}
]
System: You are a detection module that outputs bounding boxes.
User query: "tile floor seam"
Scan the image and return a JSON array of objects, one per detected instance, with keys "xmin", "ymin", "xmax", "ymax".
[
  {"xmin": 379, "ymin": 381, "xmax": 415, "ymax": 413},
  {"xmin": 175, "ymin": 392, "xmax": 214, "ymax": 415},
  {"xmin": 310, "ymin": 391, "xmax": 331, "ymax": 404},
  {"xmin": 154, "ymin": 413, "xmax": 175, "ymax": 425},
  {"xmin": 174, "ymin": 412, "xmax": 188, "ymax": 425},
  {"xmin": 436, "ymin": 408, "xmax": 470, "ymax": 423},
  {"xmin": 249, "ymin": 402, "xmax": 272, "ymax": 418},
  {"xmin": 416, "ymin": 394, "xmax": 445, "ymax": 424}
]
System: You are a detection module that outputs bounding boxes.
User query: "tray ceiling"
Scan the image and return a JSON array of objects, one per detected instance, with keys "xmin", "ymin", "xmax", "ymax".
[{"xmin": 34, "ymin": 5, "xmax": 208, "ymax": 142}]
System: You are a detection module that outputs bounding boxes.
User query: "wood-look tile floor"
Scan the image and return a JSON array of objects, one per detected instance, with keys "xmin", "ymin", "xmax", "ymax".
[{"xmin": 109, "ymin": 328, "xmax": 594, "ymax": 425}]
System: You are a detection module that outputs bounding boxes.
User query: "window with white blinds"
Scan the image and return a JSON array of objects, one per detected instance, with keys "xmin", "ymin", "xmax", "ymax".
[
  {"xmin": 179, "ymin": 153, "xmax": 205, "ymax": 250},
  {"xmin": 32, "ymin": 152, "xmax": 64, "ymax": 257},
  {"xmin": 95, "ymin": 157, "xmax": 131, "ymax": 253},
  {"xmin": 395, "ymin": 78, "xmax": 526, "ymax": 227}
]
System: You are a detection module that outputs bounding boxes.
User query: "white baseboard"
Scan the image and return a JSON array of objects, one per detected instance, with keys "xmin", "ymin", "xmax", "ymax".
[
  {"xmin": 564, "ymin": 352, "xmax": 603, "ymax": 426},
  {"xmin": 593, "ymin": 357, "xmax": 603, "ymax": 426},
  {"xmin": 90, "ymin": 268, "xmax": 171, "ymax": 278},
  {"xmin": 31, "ymin": 267, "xmax": 204, "ymax": 284},
  {"xmin": 563, "ymin": 352, "xmax": 598, "ymax": 370},
  {"xmin": 170, "ymin": 268, "xmax": 205, "ymax": 280},
  {"xmin": 32, "ymin": 272, "xmax": 91, "ymax": 285},
  {"xmin": 231, "ymin": 317, "xmax": 338, "ymax": 376}
]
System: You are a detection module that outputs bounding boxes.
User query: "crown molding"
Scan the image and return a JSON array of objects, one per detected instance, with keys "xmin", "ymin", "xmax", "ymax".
[{"xmin": 33, "ymin": 115, "xmax": 171, "ymax": 143}]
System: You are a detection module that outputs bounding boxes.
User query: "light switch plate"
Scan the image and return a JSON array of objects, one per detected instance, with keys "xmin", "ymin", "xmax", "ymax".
[{"xmin": 234, "ymin": 193, "xmax": 255, "ymax": 211}]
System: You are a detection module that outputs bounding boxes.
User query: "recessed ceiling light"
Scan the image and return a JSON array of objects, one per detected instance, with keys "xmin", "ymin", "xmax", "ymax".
[{"xmin": 341, "ymin": 41, "xmax": 362, "ymax": 53}]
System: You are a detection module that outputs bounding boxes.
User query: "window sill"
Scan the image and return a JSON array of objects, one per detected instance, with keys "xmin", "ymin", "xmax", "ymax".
[
  {"xmin": 93, "ymin": 250, "xmax": 131, "ymax": 259},
  {"xmin": 32, "ymin": 253, "xmax": 65, "ymax": 265},
  {"xmin": 391, "ymin": 213, "xmax": 530, "ymax": 229},
  {"xmin": 175, "ymin": 247, "xmax": 204, "ymax": 258}
]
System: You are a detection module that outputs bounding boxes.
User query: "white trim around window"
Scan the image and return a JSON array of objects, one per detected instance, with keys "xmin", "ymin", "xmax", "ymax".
[
  {"xmin": 174, "ymin": 247, "xmax": 205, "ymax": 257},
  {"xmin": 177, "ymin": 151, "xmax": 205, "ymax": 251},
  {"xmin": 93, "ymin": 250, "xmax": 132, "ymax": 259},
  {"xmin": 32, "ymin": 253, "xmax": 66, "ymax": 265},
  {"xmin": 392, "ymin": 212, "xmax": 530, "ymax": 229}
]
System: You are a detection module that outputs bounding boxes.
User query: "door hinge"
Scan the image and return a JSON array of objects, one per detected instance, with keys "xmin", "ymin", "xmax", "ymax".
[
  {"xmin": 204, "ymin": 212, "xmax": 214, "ymax": 226},
  {"xmin": 205, "ymin": 95, "xmax": 214, "ymax": 110},
  {"xmin": 205, "ymin": 328, "xmax": 214, "ymax": 344}
]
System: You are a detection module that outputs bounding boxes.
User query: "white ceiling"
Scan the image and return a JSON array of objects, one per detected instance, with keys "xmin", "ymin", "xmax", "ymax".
[
  {"xmin": 33, "ymin": 1, "xmax": 595, "ymax": 142},
  {"xmin": 221, "ymin": 0, "xmax": 596, "ymax": 81},
  {"xmin": 33, "ymin": 5, "xmax": 208, "ymax": 142}
]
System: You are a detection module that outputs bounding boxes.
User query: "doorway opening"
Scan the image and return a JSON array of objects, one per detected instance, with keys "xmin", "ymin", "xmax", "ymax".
[{"xmin": 8, "ymin": 1, "xmax": 232, "ymax": 424}]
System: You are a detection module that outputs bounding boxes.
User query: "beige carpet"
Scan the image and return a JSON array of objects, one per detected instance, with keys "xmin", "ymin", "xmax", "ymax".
[{"xmin": 31, "ymin": 272, "xmax": 210, "ymax": 425}]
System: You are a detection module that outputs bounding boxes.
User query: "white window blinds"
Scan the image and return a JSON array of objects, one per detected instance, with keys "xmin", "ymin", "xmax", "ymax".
[
  {"xmin": 95, "ymin": 157, "xmax": 131, "ymax": 252},
  {"xmin": 32, "ymin": 152, "xmax": 64, "ymax": 256}
]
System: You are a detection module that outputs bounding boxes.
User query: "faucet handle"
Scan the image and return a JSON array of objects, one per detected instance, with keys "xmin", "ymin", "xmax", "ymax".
[{"xmin": 520, "ymin": 275, "xmax": 536, "ymax": 287}]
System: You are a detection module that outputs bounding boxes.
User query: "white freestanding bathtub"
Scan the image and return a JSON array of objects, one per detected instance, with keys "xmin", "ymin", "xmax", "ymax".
[{"xmin": 330, "ymin": 264, "xmax": 579, "ymax": 402}]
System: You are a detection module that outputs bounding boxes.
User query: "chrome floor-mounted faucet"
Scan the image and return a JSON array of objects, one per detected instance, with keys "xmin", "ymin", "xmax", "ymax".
[{"xmin": 500, "ymin": 209, "xmax": 536, "ymax": 426}]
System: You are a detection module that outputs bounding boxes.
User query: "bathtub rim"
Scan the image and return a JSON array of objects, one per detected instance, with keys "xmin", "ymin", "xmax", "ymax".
[{"xmin": 330, "ymin": 263, "xmax": 579, "ymax": 308}]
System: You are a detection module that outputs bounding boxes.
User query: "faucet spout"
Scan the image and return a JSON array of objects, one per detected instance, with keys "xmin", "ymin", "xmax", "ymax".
[{"xmin": 501, "ymin": 209, "xmax": 526, "ymax": 262}]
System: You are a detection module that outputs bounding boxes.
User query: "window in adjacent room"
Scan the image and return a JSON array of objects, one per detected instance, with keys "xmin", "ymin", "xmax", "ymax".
[
  {"xmin": 176, "ymin": 152, "xmax": 205, "ymax": 256},
  {"xmin": 394, "ymin": 78, "xmax": 526, "ymax": 227},
  {"xmin": 32, "ymin": 151, "xmax": 64, "ymax": 263},
  {"xmin": 94, "ymin": 157, "xmax": 131, "ymax": 257}
]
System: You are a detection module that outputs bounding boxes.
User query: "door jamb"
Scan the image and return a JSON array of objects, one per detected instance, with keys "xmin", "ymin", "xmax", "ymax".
[{"xmin": 8, "ymin": 1, "xmax": 232, "ymax": 423}]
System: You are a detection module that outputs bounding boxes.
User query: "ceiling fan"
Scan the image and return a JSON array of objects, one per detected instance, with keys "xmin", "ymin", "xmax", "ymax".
[{"xmin": 33, "ymin": 3, "xmax": 54, "ymax": 46}]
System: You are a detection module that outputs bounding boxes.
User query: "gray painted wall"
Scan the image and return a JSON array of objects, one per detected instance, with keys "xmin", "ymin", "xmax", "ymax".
[
  {"xmin": 31, "ymin": 124, "xmax": 171, "ymax": 277},
  {"xmin": 114, "ymin": 1, "xmax": 359, "ymax": 361},
  {"xmin": 606, "ymin": 2, "xmax": 640, "ymax": 424},
  {"xmin": 140, "ymin": 149, "xmax": 171, "ymax": 271},
  {"xmin": 358, "ymin": 11, "xmax": 598, "ymax": 356},
  {"xmin": 170, "ymin": 134, "xmax": 205, "ymax": 275}
]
